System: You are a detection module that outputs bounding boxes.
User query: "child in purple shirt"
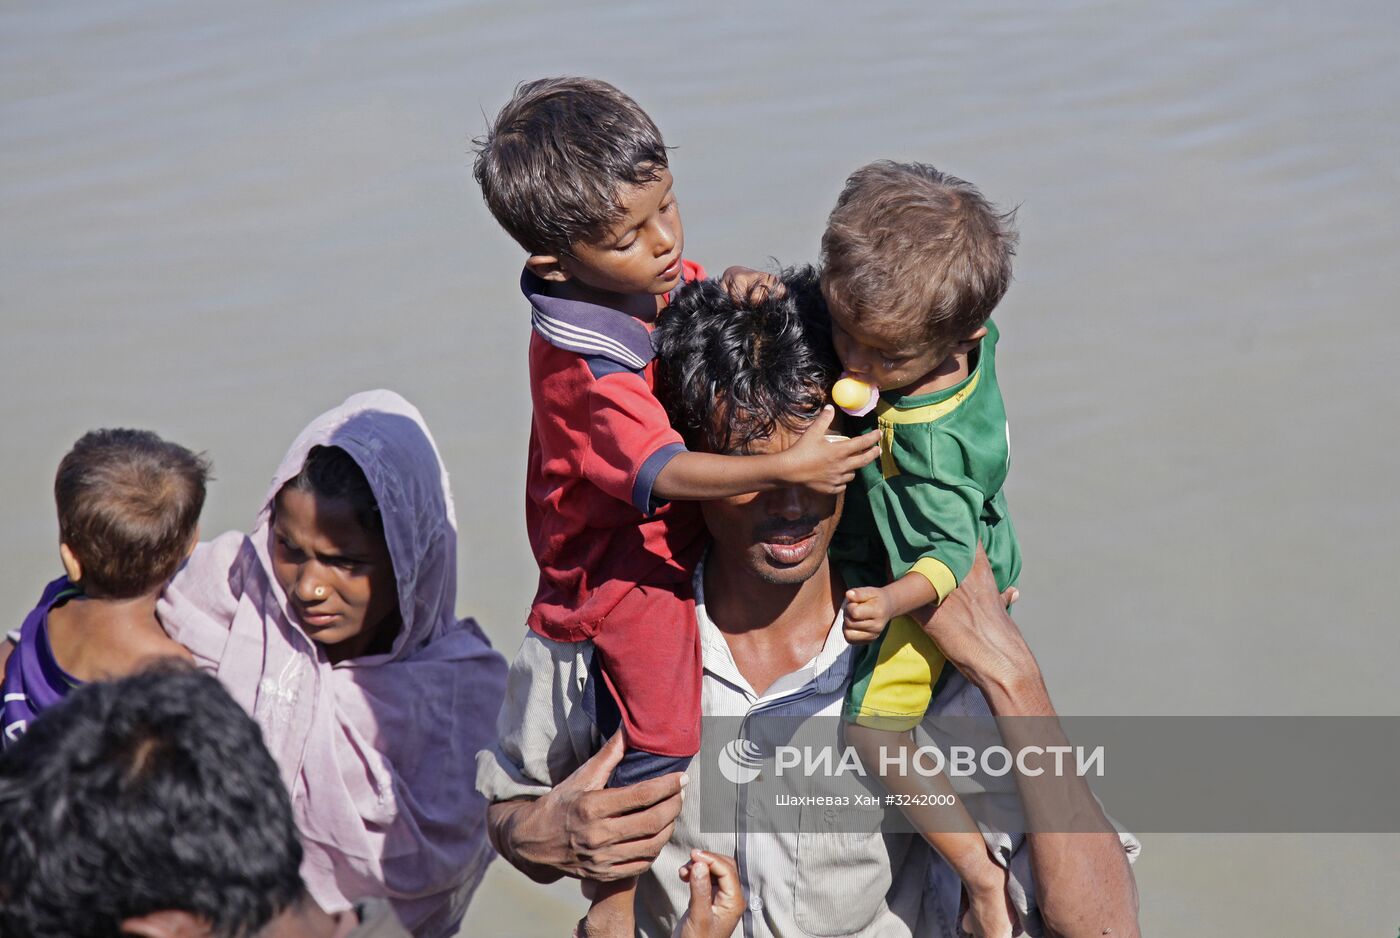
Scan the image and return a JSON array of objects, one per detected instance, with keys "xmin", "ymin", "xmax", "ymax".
[{"xmin": 0, "ymin": 429, "xmax": 208, "ymax": 747}]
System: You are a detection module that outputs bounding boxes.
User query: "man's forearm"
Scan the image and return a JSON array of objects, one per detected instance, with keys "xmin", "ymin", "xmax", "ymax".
[
  {"xmin": 985, "ymin": 672, "xmax": 1140, "ymax": 938},
  {"xmin": 487, "ymin": 799, "xmax": 565, "ymax": 884},
  {"xmin": 916, "ymin": 548, "xmax": 1140, "ymax": 938}
]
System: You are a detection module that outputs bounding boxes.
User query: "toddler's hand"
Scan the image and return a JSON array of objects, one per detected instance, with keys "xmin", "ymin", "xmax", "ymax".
[
  {"xmin": 721, "ymin": 265, "xmax": 785, "ymax": 304},
  {"xmin": 843, "ymin": 587, "xmax": 893, "ymax": 643},
  {"xmin": 780, "ymin": 406, "xmax": 881, "ymax": 494},
  {"xmin": 678, "ymin": 850, "xmax": 746, "ymax": 938}
]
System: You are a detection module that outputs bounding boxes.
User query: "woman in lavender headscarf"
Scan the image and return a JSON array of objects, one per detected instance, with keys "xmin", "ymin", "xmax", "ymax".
[{"xmin": 159, "ymin": 390, "xmax": 507, "ymax": 938}]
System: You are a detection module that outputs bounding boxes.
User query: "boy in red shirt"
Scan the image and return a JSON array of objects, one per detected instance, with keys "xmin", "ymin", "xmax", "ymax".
[{"xmin": 474, "ymin": 78, "xmax": 879, "ymax": 934}]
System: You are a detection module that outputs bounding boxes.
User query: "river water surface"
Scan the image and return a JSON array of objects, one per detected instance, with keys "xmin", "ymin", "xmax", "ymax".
[{"xmin": 3, "ymin": 1, "xmax": 1397, "ymax": 933}]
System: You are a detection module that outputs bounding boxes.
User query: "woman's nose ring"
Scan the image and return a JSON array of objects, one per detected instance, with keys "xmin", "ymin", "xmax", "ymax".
[{"xmin": 314, "ymin": 586, "xmax": 327, "ymax": 598}]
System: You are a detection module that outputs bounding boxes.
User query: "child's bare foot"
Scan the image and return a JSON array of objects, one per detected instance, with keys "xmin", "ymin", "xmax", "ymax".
[
  {"xmin": 577, "ymin": 908, "xmax": 632, "ymax": 937},
  {"xmin": 960, "ymin": 866, "xmax": 1018, "ymax": 938},
  {"xmin": 578, "ymin": 877, "xmax": 636, "ymax": 937}
]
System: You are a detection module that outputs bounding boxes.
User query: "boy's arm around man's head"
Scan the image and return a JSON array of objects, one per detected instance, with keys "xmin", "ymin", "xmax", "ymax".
[{"xmin": 650, "ymin": 406, "xmax": 882, "ymax": 502}]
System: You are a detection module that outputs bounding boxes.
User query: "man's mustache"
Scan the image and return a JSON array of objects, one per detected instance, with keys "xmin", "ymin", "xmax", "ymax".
[{"xmin": 753, "ymin": 517, "xmax": 822, "ymax": 541}]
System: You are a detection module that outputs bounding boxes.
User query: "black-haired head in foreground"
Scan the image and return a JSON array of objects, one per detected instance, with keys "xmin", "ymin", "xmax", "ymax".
[
  {"xmin": 654, "ymin": 266, "xmax": 841, "ymax": 455},
  {"xmin": 0, "ymin": 664, "xmax": 303, "ymax": 938}
]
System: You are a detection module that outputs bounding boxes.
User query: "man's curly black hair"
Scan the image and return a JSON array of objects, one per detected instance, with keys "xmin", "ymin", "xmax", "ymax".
[
  {"xmin": 0, "ymin": 664, "xmax": 304, "ymax": 938},
  {"xmin": 654, "ymin": 266, "xmax": 841, "ymax": 454}
]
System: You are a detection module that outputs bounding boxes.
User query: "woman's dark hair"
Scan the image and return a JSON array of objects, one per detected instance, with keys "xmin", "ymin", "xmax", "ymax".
[
  {"xmin": 0, "ymin": 664, "xmax": 304, "ymax": 938},
  {"xmin": 654, "ymin": 266, "xmax": 841, "ymax": 454},
  {"xmin": 278, "ymin": 445, "xmax": 381, "ymax": 535}
]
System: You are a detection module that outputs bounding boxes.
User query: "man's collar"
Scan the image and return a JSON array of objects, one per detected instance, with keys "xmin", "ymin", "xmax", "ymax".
[
  {"xmin": 521, "ymin": 269, "xmax": 656, "ymax": 370},
  {"xmin": 694, "ymin": 554, "xmax": 852, "ymax": 698}
]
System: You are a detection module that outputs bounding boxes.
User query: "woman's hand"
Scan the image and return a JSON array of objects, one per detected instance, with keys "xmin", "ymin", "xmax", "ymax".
[
  {"xmin": 488, "ymin": 733, "xmax": 685, "ymax": 883},
  {"xmin": 678, "ymin": 850, "xmax": 746, "ymax": 938}
]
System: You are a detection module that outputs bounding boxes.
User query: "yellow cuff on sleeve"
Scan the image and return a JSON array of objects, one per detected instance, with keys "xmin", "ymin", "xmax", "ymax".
[{"xmin": 909, "ymin": 557, "xmax": 958, "ymax": 605}]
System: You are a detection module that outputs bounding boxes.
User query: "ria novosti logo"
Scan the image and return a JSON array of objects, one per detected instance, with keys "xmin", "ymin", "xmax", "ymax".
[
  {"xmin": 717, "ymin": 737, "xmax": 764, "ymax": 784},
  {"xmin": 716, "ymin": 736, "xmax": 1106, "ymax": 783}
]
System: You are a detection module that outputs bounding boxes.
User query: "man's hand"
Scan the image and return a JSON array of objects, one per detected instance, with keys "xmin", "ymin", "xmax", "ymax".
[
  {"xmin": 489, "ymin": 732, "xmax": 686, "ymax": 882},
  {"xmin": 778, "ymin": 406, "xmax": 881, "ymax": 494},
  {"xmin": 842, "ymin": 586, "xmax": 893, "ymax": 643},
  {"xmin": 721, "ymin": 266, "xmax": 785, "ymax": 304},
  {"xmin": 678, "ymin": 850, "xmax": 746, "ymax": 938},
  {"xmin": 914, "ymin": 547, "xmax": 1036, "ymax": 701}
]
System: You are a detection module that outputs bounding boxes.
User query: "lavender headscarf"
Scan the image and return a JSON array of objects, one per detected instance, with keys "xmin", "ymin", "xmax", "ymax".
[{"xmin": 159, "ymin": 390, "xmax": 507, "ymax": 938}]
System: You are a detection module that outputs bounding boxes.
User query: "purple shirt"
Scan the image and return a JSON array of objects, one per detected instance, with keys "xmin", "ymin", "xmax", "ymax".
[{"xmin": 2, "ymin": 576, "xmax": 82, "ymax": 749}]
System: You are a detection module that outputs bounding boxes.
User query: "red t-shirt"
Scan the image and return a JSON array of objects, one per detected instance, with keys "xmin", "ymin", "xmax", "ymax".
[{"xmin": 522, "ymin": 261, "xmax": 707, "ymax": 641}]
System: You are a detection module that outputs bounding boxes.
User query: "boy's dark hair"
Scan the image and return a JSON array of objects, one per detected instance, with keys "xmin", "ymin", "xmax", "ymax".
[
  {"xmin": 655, "ymin": 266, "xmax": 840, "ymax": 454},
  {"xmin": 820, "ymin": 160, "xmax": 1018, "ymax": 352},
  {"xmin": 473, "ymin": 76, "xmax": 669, "ymax": 256},
  {"xmin": 55, "ymin": 429, "xmax": 210, "ymax": 599},
  {"xmin": 0, "ymin": 664, "xmax": 304, "ymax": 938},
  {"xmin": 278, "ymin": 445, "xmax": 382, "ymax": 536}
]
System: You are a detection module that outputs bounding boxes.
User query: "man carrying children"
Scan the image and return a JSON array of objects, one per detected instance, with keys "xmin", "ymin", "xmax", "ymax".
[
  {"xmin": 477, "ymin": 273, "xmax": 1140, "ymax": 937},
  {"xmin": 472, "ymin": 75, "xmax": 1138, "ymax": 938}
]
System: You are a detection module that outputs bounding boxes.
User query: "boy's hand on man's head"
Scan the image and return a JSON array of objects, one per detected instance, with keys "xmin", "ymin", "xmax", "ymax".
[
  {"xmin": 842, "ymin": 587, "xmax": 893, "ymax": 643},
  {"xmin": 678, "ymin": 850, "xmax": 746, "ymax": 938},
  {"xmin": 721, "ymin": 266, "xmax": 786, "ymax": 304},
  {"xmin": 779, "ymin": 406, "xmax": 882, "ymax": 494}
]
